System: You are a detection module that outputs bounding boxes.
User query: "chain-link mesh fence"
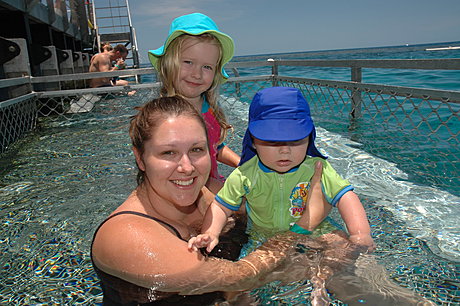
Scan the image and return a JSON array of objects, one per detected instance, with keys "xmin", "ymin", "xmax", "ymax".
[
  {"xmin": 1, "ymin": 62, "xmax": 459, "ymax": 196},
  {"xmin": 219, "ymin": 75, "xmax": 459, "ymax": 196},
  {"xmin": 279, "ymin": 77, "xmax": 459, "ymax": 196},
  {"xmin": 0, "ymin": 94, "xmax": 38, "ymax": 153},
  {"xmin": 36, "ymin": 86, "xmax": 159, "ymax": 120}
]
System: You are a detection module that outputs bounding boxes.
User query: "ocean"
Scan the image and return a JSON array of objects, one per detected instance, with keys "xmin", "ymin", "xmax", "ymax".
[
  {"xmin": 234, "ymin": 41, "xmax": 460, "ymax": 91},
  {"xmin": 141, "ymin": 41, "xmax": 460, "ymax": 91}
]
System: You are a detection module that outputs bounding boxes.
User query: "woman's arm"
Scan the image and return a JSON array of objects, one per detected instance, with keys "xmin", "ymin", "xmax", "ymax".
[
  {"xmin": 176, "ymin": 231, "xmax": 316, "ymax": 295},
  {"xmin": 92, "ymin": 214, "xmax": 313, "ymax": 295},
  {"xmin": 216, "ymin": 145, "xmax": 240, "ymax": 168}
]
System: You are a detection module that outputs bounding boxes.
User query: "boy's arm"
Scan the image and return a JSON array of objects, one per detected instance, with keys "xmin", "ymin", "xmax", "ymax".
[
  {"xmin": 112, "ymin": 58, "xmax": 126, "ymax": 70},
  {"xmin": 337, "ymin": 191, "xmax": 375, "ymax": 250},
  {"xmin": 188, "ymin": 200, "xmax": 233, "ymax": 252},
  {"xmin": 295, "ymin": 161, "xmax": 331, "ymax": 232},
  {"xmin": 216, "ymin": 145, "xmax": 240, "ymax": 168}
]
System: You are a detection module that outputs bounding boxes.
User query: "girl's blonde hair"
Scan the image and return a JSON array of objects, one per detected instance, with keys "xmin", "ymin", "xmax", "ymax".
[{"xmin": 156, "ymin": 34, "xmax": 231, "ymax": 144}]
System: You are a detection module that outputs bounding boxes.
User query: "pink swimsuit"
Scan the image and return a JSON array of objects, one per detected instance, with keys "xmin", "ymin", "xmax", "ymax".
[{"xmin": 201, "ymin": 98, "xmax": 225, "ymax": 181}]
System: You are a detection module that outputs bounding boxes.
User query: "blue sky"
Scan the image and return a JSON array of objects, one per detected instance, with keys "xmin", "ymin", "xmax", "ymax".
[{"xmin": 129, "ymin": 0, "xmax": 460, "ymax": 63}]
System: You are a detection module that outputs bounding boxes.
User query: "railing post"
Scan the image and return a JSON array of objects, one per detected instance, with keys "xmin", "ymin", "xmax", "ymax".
[
  {"xmin": 231, "ymin": 68, "xmax": 241, "ymax": 98},
  {"xmin": 351, "ymin": 67, "xmax": 362, "ymax": 118},
  {"xmin": 268, "ymin": 58, "xmax": 278, "ymax": 87}
]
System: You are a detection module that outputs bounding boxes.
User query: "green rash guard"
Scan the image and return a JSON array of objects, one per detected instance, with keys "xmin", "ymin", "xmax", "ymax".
[{"xmin": 215, "ymin": 156, "xmax": 353, "ymax": 231}]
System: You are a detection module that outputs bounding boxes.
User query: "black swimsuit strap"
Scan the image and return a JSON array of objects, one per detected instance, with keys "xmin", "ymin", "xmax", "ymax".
[
  {"xmin": 90, "ymin": 210, "xmax": 185, "ymax": 268},
  {"xmin": 101, "ymin": 210, "xmax": 183, "ymax": 239}
]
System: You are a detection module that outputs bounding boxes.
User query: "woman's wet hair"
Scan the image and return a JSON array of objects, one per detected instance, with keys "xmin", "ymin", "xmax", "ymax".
[{"xmin": 129, "ymin": 95, "xmax": 208, "ymax": 184}]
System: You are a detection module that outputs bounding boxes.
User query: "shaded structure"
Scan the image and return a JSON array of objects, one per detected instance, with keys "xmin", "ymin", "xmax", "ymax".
[{"xmin": 0, "ymin": 0, "xmax": 142, "ymax": 152}]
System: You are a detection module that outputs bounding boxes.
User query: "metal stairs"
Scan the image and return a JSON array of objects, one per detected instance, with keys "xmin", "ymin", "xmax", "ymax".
[{"xmin": 89, "ymin": 0, "xmax": 140, "ymax": 69}]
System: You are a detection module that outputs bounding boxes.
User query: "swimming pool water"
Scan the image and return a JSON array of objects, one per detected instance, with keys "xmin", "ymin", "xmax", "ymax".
[{"xmin": 0, "ymin": 88, "xmax": 458, "ymax": 304}]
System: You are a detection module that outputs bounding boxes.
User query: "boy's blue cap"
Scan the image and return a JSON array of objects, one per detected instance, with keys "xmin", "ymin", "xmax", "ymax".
[
  {"xmin": 148, "ymin": 13, "xmax": 234, "ymax": 83},
  {"xmin": 240, "ymin": 87, "xmax": 326, "ymax": 165}
]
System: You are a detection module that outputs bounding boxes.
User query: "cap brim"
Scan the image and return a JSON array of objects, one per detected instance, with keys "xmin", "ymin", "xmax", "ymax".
[{"xmin": 249, "ymin": 118, "xmax": 313, "ymax": 142}]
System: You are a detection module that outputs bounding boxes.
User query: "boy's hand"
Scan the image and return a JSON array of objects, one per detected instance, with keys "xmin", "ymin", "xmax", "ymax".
[
  {"xmin": 188, "ymin": 233, "xmax": 219, "ymax": 253},
  {"xmin": 349, "ymin": 233, "xmax": 376, "ymax": 252},
  {"xmin": 116, "ymin": 59, "xmax": 126, "ymax": 68},
  {"xmin": 296, "ymin": 160, "xmax": 330, "ymax": 231}
]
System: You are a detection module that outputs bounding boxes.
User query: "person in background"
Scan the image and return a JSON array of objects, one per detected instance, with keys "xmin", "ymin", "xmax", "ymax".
[
  {"xmin": 189, "ymin": 87, "xmax": 375, "ymax": 254},
  {"xmin": 101, "ymin": 42, "xmax": 113, "ymax": 53},
  {"xmin": 148, "ymin": 13, "xmax": 240, "ymax": 193},
  {"xmin": 90, "ymin": 95, "xmax": 332, "ymax": 305},
  {"xmin": 89, "ymin": 42, "xmax": 112, "ymax": 67},
  {"xmin": 89, "ymin": 44, "xmax": 129, "ymax": 88}
]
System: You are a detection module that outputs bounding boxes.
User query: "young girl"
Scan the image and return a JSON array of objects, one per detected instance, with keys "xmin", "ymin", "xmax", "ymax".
[{"xmin": 148, "ymin": 13, "xmax": 240, "ymax": 192}]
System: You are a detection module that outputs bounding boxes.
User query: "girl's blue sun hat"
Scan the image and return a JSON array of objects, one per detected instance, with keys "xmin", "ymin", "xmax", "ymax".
[
  {"xmin": 239, "ymin": 87, "xmax": 327, "ymax": 165},
  {"xmin": 148, "ymin": 13, "xmax": 234, "ymax": 83}
]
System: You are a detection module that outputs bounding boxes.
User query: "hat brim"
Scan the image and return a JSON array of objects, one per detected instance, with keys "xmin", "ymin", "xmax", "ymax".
[
  {"xmin": 249, "ymin": 118, "xmax": 313, "ymax": 142},
  {"xmin": 148, "ymin": 29, "xmax": 233, "ymax": 82}
]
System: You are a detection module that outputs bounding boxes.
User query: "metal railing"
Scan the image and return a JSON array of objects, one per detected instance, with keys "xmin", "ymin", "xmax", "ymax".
[
  {"xmin": 1, "ymin": 58, "xmax": 459, "ymax": 195},
  {"xmin": 222, "ymin": 59, "xmax": 460, "ymax": 196}
]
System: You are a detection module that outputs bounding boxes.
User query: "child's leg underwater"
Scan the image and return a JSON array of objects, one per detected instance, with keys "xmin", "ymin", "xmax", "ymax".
[{"xmin": 321, "ymin": 246, "xmax": 436, "ymax": 305}]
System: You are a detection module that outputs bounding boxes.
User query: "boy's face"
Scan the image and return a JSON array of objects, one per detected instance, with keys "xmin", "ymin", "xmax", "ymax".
[{"xmin": 253, "ymin": 136, "xmax": 309, "ymax": 173}]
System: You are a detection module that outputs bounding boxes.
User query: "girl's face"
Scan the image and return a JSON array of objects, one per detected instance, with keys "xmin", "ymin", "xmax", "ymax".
[
  {"xmin": 134, "ymin": 115, "xmax": 211, "ymax": 207},
  {"xmin": 175, "ymin": 38, "xmax": 220, "ymax": 105},
  {"xmin": 253, "ymin": 137, "xmax": 309, "ymax": 173}
]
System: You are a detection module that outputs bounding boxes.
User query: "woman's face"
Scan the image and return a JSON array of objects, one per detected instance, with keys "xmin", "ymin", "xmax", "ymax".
[{"xmin": 135, "ymin": 115, "xmax": 211, "ymax": 207}]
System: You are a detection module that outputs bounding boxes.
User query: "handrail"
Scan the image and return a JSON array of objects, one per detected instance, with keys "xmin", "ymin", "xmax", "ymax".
[
  {"xmin": 30, "ymin": 67, "xmax": 155, "ymax": 84},
  {"xmin": 38, "ymin": 82, "xmax": 159, "ymax": 98},
  {"xmin": 2, "ymin": 59, "xmax": 459, "ymax": 103},
  {"xmin": 227, "ymin": 58, "xmax": 460, "ymax": 70},
  {"xmin": 13, "ymin": 58, "xmax": 460, "ymax": 87},
  {"xmin": 0, "ymin": 76, "xmax": 30, "ymax": 89},
  {"xmin": 275, "ymin": 75, "xmax": 460, "ymax": 103},
  {"xmin": 0, "ymin": 92, "xmax": 36, "ymax": 109},
  {"xmin": 226, "ymin": 58, "xmax": 460, "ymax": 112}
]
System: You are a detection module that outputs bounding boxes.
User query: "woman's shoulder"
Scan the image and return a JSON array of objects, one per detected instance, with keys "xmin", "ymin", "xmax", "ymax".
[
  {"xmin": 91, "ymin": 209, "xmax": 202, "ymax": 286},
  {"xmin": 95, "ymin": 209, "xmax": 178, "ymax": 245},
  {"xmin": 95, "ymin": 191, "xmax": 183, "ymax": 244}
]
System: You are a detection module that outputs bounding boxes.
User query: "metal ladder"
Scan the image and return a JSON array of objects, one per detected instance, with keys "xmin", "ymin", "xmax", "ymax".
[{"xmin": 88, "ymin": 0, "xmax": 140, "ymax": 70}]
